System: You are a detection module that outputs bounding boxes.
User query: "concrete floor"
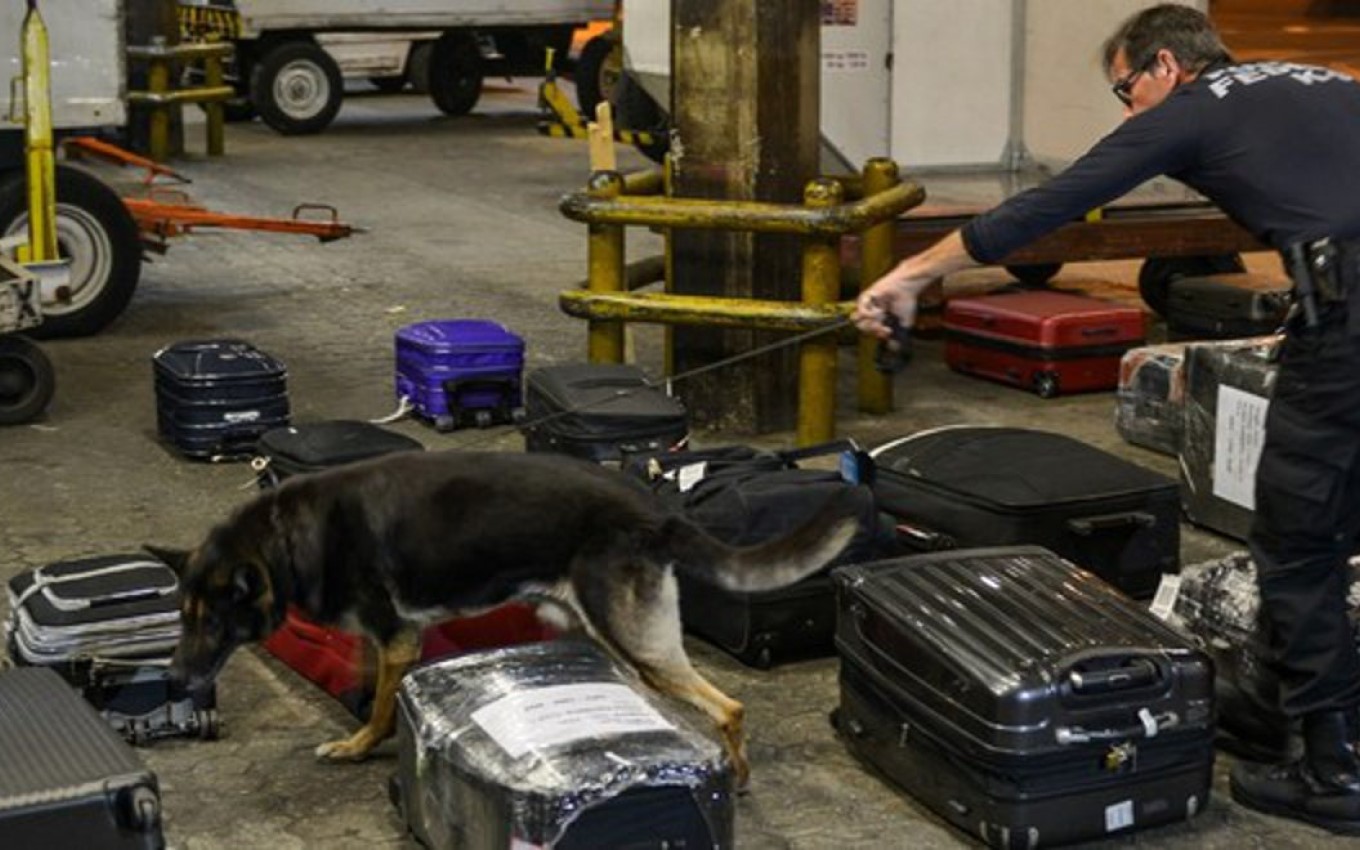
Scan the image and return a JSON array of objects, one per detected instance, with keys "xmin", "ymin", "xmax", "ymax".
[{"xmin": 0, "ymin": 82, "xmax": 1352, "ymax": 849}]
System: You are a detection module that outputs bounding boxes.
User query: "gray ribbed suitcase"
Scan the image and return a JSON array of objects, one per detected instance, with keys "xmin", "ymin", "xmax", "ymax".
[
  {"xmin": 0, "ymin": 667, "xmax": 164, "ymax": 849},
  {"xmin": 833, "ymin": 547, "xmax": 1215, "ymax": 849}
]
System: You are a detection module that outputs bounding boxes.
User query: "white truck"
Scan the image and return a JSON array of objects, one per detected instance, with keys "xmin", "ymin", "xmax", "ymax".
[{"xmin": 214, "ymin": 0, "xmax": 615, "ymax": 134}]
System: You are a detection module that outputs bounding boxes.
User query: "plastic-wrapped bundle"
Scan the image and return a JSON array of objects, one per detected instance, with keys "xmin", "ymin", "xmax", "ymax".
[
  {"xmin": 392, "ymin": 639, "xmax": 733, "ymax": 849},
  {"xmin": 1179, "ymin": 336, "xmax": 1281, "ymax": 541},
  {"xmin": 1115, "ymin": 342, "xmax": 1189, "ymax": 456},
  {"xmin": 1161, "ymin": 553, "xmax": 1360, "ymax": 759}
]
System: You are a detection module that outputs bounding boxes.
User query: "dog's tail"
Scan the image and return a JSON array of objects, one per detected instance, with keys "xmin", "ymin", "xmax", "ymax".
[{"xmin": 662, "ymin": 493, "xmax": 861, "ymax": 593}]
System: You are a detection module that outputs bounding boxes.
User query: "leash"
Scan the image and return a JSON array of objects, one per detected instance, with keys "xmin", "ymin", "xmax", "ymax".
[{"xmin": 442, "ymin": 316, "xmax": 866, "ymax": 453}]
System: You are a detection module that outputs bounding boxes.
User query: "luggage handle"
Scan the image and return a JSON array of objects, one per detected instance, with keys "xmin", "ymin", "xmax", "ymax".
[
  {"xmin": 1055, "ymin": 707, "xmax": 1180, "ymax": 745},
  {"xmin": 1066, "ymin": 511, "xmax": 1155, "ymax": 537},
  {"xmin": 1079, "ymin": 326, "xmax": 1120, "ymax": 338},
  {"xmin": 1067, "ymin": 657, "xmax": 1160, "ymax": 696},
  {"xmin": 892, "ymin": 520, "xmax": 955, "ymax": 552}
]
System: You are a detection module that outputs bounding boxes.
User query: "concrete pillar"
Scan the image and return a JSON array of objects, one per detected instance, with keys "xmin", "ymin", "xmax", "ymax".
[{"xmin": 668, "ymin": 0, "xmax": 820, "ymax": 434}]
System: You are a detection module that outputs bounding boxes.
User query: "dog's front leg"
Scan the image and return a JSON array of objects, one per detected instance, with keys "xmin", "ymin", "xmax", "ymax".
[{"xmin": 316, "ymin": 629, "xmax": 422, "ymax": 761}]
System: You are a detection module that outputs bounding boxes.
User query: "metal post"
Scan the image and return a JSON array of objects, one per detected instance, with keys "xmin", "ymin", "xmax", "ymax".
[
  {"xmin": 586, "ymin": 170, "xmax": 626, "ymax": 363},
  {"xmin": 20, "ymin": 0, "xmax": 58, "ymax": 264},
  {"xmin": 204, "ymin": 51, "xmax": 226, "ymax": 156},
  {"xmin": 147, "ymin": 37, "xmax": 171, "ymax": 163},
  {"xmin": 798, "ymin": 178, "xmax": 843, "ymax": 446},
  {"xmin": 858, "ymin": 157, "xmax": 899, "ymax": 413}
]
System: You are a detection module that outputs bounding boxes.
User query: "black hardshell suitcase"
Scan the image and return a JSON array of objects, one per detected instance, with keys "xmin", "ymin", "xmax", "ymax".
[
  {"xmin": 153, "ymin": 339, "xmax": 289, "ymax": 459},
  {"xmin": 632, "ymin": 443, "xmax": 881, "ymax": 668},
  {"xmin": 871, "ymin": 426, "xmax": 1180, "ymax": 599},
  {"xmin": 833, "ymin": 546, "xmax": 1216, "ymax": 849},
  {"xmin": 522, "ymin": 363, "xmax": 688, "ymax": 463},
  {"xmin": 0, "ymin": 667, "xmax": 165, "ymax": 849},
  {"xmin": 254, "ymin": 420, "xmax": 424, "ymax": 488},
  {"xmin": 1165, "ymin": 274, "xmax": 1290, "ymax": 341},
  {"xmin": 6, "ymin": 554, "xmax": 218, "ymax": 744}
]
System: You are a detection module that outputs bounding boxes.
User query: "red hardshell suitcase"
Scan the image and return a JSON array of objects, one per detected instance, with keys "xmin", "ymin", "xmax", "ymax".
[
  {"xmin": 262, "ymin": 606, "xmax": 554, "ymax": 719},
  {"xmin": 945, "ymin": 291, "xmax": 1146, "ymax": 398}
]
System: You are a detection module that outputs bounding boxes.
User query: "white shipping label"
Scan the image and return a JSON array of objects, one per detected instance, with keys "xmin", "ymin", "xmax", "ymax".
[
  {"xmin": 677, "ymin": 462, "xmax": 708, "ymax": 493},
  {"xmin": 1212, "ymin": 386, "xmax": 1269, "ymax": 510},
  {"xmin": 472, "ymin": 683, "xmax": 675, "ymax": 759},
  {"xmin": 1148, "ymin": 573, "xmax": 1183, "ymax": 622},
  {"xmin": 822, "ymin": 50, "xmax": 870, "ymax": 72},
  {"xmin": 1105, "ymin": 799, "xmax": 1135, "ymax": 832}
]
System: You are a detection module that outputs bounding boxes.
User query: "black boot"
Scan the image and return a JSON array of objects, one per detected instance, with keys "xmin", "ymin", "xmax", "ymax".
[{"xmin": 1230, "ymin": 710, "xmax": 1360, "ymax": 834}]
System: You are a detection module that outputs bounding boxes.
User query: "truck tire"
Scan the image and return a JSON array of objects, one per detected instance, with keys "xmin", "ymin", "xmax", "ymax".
[
  {"xmin": 0, "ymin": 334, "xmax": 55, "ymax": 425},
  {"xmin": 251, "ymin": 41, "xmax": 344, "ymax": 135},
  {"xmin": 428, "ymin": 30, "xmax": 483, "ymax": 116},
  {"xmin": 0, "ymin": 165, "xmax": 142, "ymax": 339},
  {"xmin": 574, "ymin": 33, "xmax": 620, "ymax": 119}
]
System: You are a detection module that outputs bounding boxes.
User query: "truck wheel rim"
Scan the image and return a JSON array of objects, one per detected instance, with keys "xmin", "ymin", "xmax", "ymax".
[
  {"xmin": 275, "ymin": 59, "xmax": 331, "ymax": 119},
  {"xmin": 4, "ymin": 204, "xmax": 115, "ymax": 316}
]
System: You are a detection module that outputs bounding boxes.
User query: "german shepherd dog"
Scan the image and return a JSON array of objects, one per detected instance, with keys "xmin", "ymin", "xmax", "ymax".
[{"xmin": 156, "ymin": 450, "xmax": 857, "ymax": 786}]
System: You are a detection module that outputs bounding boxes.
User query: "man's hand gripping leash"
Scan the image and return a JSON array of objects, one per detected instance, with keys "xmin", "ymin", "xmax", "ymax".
[{"xmin": 872, "ymin": 300, "xmax": 913, "ymax": 374}]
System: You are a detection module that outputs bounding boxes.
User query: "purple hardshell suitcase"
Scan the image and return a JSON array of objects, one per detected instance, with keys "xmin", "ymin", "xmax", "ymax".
[{"xmin": 394, "ymin": 319, "xmax": 525, "ymax": 431}]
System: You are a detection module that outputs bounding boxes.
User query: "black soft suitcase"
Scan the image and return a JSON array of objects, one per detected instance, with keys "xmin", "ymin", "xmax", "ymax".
[
  {"xmin": 632, "ymin": 442, "xmax": 881, "ymax": 667},
  {"xmin": 0, "ymin": 666, "xmax": 165, "ymax": 849},
  {"xmin": 1165, "ymin": 274, "xmax": 1290, "ymax": 341},
  {"xmin": 153, "ymin": 339, "xmax": 290, "ymax": 459},
  {"xmin": 254, "ymin": 420, "xmax": 424, "ymax": 488},
  {"xmin": 522, "ymin": 363, "xmax": 688, "ymax": 463},
  {"xmin": 833, "ymin": 546, "xmax": 1216, "ymax": 849},
  {"xmin": 871, "ymin": 426, "xmax": 1180, "ymax": 599},
  {"xmin": 391, "ymin": 640, "xmax": 733, "ymax": 849},
  {"xmin": 6, "ymin": 554, "xmax": 218, "ymax": 744}
]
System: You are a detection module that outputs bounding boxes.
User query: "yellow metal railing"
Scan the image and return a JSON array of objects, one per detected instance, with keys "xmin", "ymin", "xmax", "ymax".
[
  {"xmin": 126, "ymin": 39, "xmax": 235, "ymax": 161},
  {"xmin": 558, "ymin": 157, "xmax": 923, "ymax": 445}
]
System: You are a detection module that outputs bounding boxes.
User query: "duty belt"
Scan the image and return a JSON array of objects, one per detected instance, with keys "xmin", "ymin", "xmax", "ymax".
[{"xmin": 1282, "ymin": 236, "xmax": 1358, "ymax": 327}]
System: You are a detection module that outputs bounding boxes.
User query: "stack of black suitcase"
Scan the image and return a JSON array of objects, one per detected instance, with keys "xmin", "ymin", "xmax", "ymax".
[
  {"xmin": 6, "ymin": 553, "xmax": 218, "ymax": 744},
  {"xmin": 153, "ymin": 339, "xmax": 289, "ymax": 460},
  {"xmin": 833, "ymin": 546, "xmax": 1216, "ymax": 848},
  {"xmin": 0, "ymin": 666, "xmax": 166, "ymax": 849}
]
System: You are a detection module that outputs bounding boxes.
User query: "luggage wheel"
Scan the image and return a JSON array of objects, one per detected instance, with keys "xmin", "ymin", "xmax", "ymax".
[
  {"xmin": 195, "ymin": 708, "xmax": 221, "ymax": 741},
  {"xmin": 1033, "ymin": 371, "xmax": 1059, "ymax": 399},
  {"xmin": 433, "ymin": 414, "xmax": 456, "ymax": 432},
  {"xmin": 473, "ymin": 409, "xmax": 494, "ymax": 429}
]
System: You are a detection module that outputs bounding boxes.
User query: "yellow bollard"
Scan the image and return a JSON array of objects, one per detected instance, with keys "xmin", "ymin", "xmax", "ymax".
[
  {"xmin": 857, "ymin": 157, "xmax": 900, "ymax": 414},
  {"xmin": 586, "ymin": 170, "xmax": 626, "ymax": 363},
  {"xmin": 19, "ymin": 0, "xmax": 58, "ymax": 264},
  {"xmin": 146, "ymin": 38, "xmax": 172, "ymax": 163},
  {"xmin": 797, "ymin": 178, "xmax": 844, "ymax": 447},
  {"xmin": 203, "ymin": 49, "xmax": 226, "ymax": 156}
]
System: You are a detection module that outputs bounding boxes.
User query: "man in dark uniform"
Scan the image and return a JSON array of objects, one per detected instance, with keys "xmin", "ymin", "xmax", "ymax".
[{"xmin": 853, "ymin": 3, "xmax": 1360, "ymax": 834}]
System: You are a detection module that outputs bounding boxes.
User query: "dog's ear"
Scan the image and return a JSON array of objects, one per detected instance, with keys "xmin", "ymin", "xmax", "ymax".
[{"xmin": 145, "ymin": 545, "xmax": 190, "ymax": 576}]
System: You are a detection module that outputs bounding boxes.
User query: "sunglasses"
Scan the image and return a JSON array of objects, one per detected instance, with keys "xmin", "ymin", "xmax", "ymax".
[{"xmin": 1111, "ymin": 62, "xmax": 1152, "ymax": 107}]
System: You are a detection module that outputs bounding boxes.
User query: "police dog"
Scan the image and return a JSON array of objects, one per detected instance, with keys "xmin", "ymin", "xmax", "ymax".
[{"xmin": 156, "ymin": 450, "xmax": 857, "ymax": 786}]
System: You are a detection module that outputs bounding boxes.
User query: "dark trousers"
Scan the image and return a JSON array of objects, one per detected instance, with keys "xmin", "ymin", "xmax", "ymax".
[{"xmin": 1249, "ymin": 303, "xmax": 1360, "ymax": 718}]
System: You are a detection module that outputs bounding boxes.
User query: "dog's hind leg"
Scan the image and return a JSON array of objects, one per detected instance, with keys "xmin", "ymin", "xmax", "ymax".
[
  {"xmin": 316, "ymin": 628, "xmax": 422, "ymax": 761},
  {"xmin": 574, "ymin": 564, "xmax": 751, "ymax": 789}
]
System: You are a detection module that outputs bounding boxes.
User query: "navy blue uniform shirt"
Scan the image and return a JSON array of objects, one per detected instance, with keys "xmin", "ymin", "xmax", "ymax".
[{"xmin": 962, "ymin": 62, "xmax": 1360, "ymax": 263}]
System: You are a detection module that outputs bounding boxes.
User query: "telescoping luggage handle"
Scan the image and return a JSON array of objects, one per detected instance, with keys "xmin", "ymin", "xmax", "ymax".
[
  {"xmin": 15, "ymin": 560, "xmax": 177, "ymax": 613},
  {"xmin": 1066, "ymin": 511, "xmax": 1156, "ymax": 537}
]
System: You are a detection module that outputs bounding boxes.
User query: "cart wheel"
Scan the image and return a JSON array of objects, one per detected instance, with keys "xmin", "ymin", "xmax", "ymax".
[
  {"xmin": 0, "ymin": 165, "xmax": 142, "ymax": 338},
  {"xmin": 1005, "ymin": 263, "xmax": 1062, "ymax": 288},
  {"xmin": 510, "ymin": 407, "xmax": 527, "ymax": 425},
  {"xmin": 0, "ymin": 335, "xmax": 54, "ymax": 425},
  {"xmin": 754, "ymin": 647, "xmax": 774, "ymax": 670},
  {"xmin": 474, "ymin": 410, "xmax": 493, "ymax": 429},
  {"xmin": 428, "ymin": 30, "xmax": 483, "ymax": 116},
  {"xmin": 1137, "ymin": 253, "xmax": 1246, "ymax": 317},
  {"xmin": 434, "ymin": 414, "xmax": 456, "ymax": 433},
  {"xmin": 1034, "ymin": 371, "xmax": 1060, "ymax": 399},
  {"xmin": 195, "ymin": 708, "xmax": 220, "ymax": 741},
  {"xmin": 250, "ymin": 40, "xmax": 344, "ymax": 135}
]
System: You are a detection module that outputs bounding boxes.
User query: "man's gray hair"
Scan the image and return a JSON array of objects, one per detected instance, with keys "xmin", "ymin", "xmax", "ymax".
[{"xmin": 1102, "ymin": 3, "xmax": 1233, "ymax": 76}]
